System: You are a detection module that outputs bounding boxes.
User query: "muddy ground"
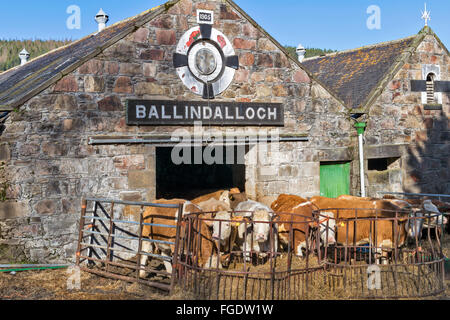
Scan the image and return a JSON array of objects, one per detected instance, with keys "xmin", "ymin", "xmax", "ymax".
[{"xmin": 0, "ymin": 233, "xmax": 449, "ymax": 300}]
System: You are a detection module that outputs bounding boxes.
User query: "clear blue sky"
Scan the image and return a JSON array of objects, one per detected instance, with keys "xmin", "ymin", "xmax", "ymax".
[{"xmin": 0, "ymin": 0, "xmax": 448, "ymax": 51}]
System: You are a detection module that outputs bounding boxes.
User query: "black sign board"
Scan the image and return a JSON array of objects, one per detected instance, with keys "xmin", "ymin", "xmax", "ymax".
[{"xmin": 126, "ymin": 100, "xmax": 284, "ymax": 126}]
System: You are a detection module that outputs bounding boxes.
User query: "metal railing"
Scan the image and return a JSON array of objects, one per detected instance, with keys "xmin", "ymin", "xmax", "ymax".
[
  {"xmin": 177, "ymin": 209, "xmax": 445, "ymax": 300},
  {"xmin": 378, "ymin": 192, "xmax": 450, "ymax": 202},
  {"xmin": 76, "ymin": 199, "xmax": 446, "ymax": 299},
  {"xmin": 76, "ymin": 198, "xmax": 183, "ymax": 294}
]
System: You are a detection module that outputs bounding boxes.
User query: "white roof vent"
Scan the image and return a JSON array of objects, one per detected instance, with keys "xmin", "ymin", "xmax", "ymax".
[
  {"xmin": 296, "ymin": 44, "xmax": 306, "ymax": 63},
  {"xmin": 19, "ymin": 48, "xmax": 30, "ymax": 66},
  {"xmin": 95, "ymin": 8, "xmax": 109, "ymax": 32}
]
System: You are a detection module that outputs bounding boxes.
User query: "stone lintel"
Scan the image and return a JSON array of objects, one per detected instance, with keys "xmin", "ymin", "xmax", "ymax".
[{"xmin": 364, "ymin": 144, "xmax": 408, "ymax": 159}]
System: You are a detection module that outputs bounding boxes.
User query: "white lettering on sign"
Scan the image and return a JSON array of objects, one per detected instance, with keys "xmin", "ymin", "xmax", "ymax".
[
  {"xmin": 268, "ymin": 108, "xmax": 277, "ymax": 120},
  {"xmin": 174, "ymin": 106, "xmax": 183, "ymax": 119},
  {"xmin": 191, "ymin": 106, "xmax": 201, "ymax": 119},
  {"xmin": 225, "ymin": 107, "xmax": 233, "ymax": 120},
  {"xmin": 161, "ymin": 105, "xmax": 170, "ymax": 119},
  {"xmin": 257, "ymin": 107, "xmax": 266, "ymax": 120},
  {"xmin": 236, "ymin": 107, "xmax": 244, "ymax": 120},
  {"xmin": 203, "ymin": 106, "xmax": 212, "ymax": 119},
  {"xmin": 136, "ymin": 105, "xmax": 146, "ymax": 119},
  {"xmin": 214, "ymin": 107, "xmax": 223, "ymax": 120},
  {"xmin": 246, "ymin": 108, "xmax": 255, "ymax": 120},
  {"xmin": 149, "ymin": 105, "xmax": 159, "ymax": 119},
  {"xmin": 197, "ymin": 9, "xmax": 214, "ymax": 25},
  {"xmin": 127, "ymin": 100, "xmax": 284, "ymax": 126}
]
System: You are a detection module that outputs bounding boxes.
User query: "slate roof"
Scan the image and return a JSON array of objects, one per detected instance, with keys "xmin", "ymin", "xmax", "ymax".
[
  {"xmin": 302, "ymin": 36, "xmax": 420, "ymax": 111},
  {"xmin": 0, "ymin": 1, "xmax": 180, "ymax": 110},
  {"xmin": 0, "ymin": 0, "xmax": 318, "ymax": 112}
]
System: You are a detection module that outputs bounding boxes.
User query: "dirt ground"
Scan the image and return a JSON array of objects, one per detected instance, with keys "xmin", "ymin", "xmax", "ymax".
[{"xmin": 0, "ymin": 233, "xmax": 449, "ymax": 300}]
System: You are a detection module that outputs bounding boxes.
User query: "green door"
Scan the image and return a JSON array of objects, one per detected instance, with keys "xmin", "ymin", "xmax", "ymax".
[{"xmin": 320, "ymin": 162, "xmax": 350, "ymax": 198}]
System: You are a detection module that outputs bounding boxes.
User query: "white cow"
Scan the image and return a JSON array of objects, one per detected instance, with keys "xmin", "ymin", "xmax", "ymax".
[{"xmin": 234, "ymin": 200, "xmax": 278, "ymax": 261}]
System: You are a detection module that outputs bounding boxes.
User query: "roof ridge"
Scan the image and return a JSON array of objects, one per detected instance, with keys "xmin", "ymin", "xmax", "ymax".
[
  {"xmin": 0, "ymin": 0, "xmax": 180, "ymax": 109},
  {"xmin": 224, "ymin": 0, "xmax": 347, "ymax": 107},
  {"xmin": 0, "ymin": 4, "xmax": 165, "ymax": 78},
  {"xmin": 302, "ymin": 34, "xmax": 418, "ymax": 62}
]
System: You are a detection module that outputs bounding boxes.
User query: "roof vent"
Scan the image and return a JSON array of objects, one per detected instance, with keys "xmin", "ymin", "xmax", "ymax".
[
  {"xmin": 95, "ymin": 8, "xmax": 109, "ymax": 32},
  {"xmin": 296, "ymin": 44, "xmax": 306, "ymax": 63},
  {"xmin": 19, "ymin": 48, "xmax": 30, "ymax": 66}
]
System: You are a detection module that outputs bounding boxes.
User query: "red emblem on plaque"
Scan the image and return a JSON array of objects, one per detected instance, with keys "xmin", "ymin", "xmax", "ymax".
[
  {"xmin": 217, "ymin": 35, "xmax": 226, "ymax": 48},
  {"xmin": 186, "ymin": 30, "xmax": 201, "ymax": 47}
]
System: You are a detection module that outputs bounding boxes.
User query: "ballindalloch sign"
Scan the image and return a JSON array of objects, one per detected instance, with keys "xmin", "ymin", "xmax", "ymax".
[{"xmin": 126, "ymin": 100, "xmax": 284, "ymax": 126}]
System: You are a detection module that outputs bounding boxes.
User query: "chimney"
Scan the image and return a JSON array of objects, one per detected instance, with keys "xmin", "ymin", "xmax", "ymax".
[
  {"xmin": 296, "ymin": 44, "xmax": 306, "ymax": 63},
  {"xmin": 95, "ymin": 8, "xmax": 109, "ymax": 32},
  {"xmin": 19, "ymin": 48, "xmax": 30, "ymax": 66}
]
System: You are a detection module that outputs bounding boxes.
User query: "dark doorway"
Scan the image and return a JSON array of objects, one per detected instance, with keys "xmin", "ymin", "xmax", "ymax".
[{"xmin": 156, "ymin": 146, "xmax": 246, "ymax": 200}]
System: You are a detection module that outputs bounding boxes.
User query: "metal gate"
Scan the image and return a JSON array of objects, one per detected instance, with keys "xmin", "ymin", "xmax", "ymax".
[
  {"xmin": 176, "ymin": 209, "xmax": 446, "ymax": 300},
  {"xmin": 75, "ymin": 198, "xmax": 183, "ymax": 294}
]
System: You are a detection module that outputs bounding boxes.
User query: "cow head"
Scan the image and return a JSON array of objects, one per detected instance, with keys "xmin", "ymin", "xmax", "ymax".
[
  {"xmin": 406, "ymin": 209, "xmax": 424, "ymax": 243},
  {"xmin": 211, "ymin": 211, "xmax": 232, "ymax": 242},
  {"xmin": 218, "ymin": 191, "xmax": 231, "ymax": 207},
  {"xmin": 229, "ymin": 193, "xmax": 248, "ymax": 210},
  {"xmin": 422, "ymin": 200, "xmax": 446, "ymax": 226},
  {"xmin": 252, "ymin": 209, "xmax": 272, "ymax": 243},
  {"xmin": 317, "ymin": 211, "xmax": 336, "ymax": 246}
]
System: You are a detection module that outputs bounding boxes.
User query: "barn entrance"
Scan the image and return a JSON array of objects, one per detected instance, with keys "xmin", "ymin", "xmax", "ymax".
[{"xmin": 156, "ymin": 146, "xmax": 246, "ymax": 200}]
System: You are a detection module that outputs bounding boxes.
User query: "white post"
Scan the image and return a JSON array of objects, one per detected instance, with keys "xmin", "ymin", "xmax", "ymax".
[
  {"xmin": 358, "ymin": 133, "xmax": 366, "ymax": 197},
  {"xmin": 355, "ymin": 122, "xmax": 367, "ymax": 197}
]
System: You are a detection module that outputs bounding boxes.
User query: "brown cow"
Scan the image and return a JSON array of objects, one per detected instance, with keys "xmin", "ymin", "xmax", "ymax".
[
  {"xmin": 271, "ymin": 194, "xmax": 308, "ymax": 212},
  {"xmin": 310, "ymin": 196, "xmax": 410, "ymax": 264},
  {"xmin": 191, "ymin": 188, "xmax": 241, "ymax": 204},
  {"xmin": 337, "ymin": 195, "xmax": 377, "ymax": 201},
  {"xmin": 139, "ymin": 199, "xmax": 220, "ymax": 277},
  {"xmin": 191, "ymin": 190, "xmax": 229, "ymax": 205},
  {"xmin": 229, "ymin": 192, "xmax": 248, "ymax": 210},
  {"xmin": 271, "ymin": 194, "xmax": 336, "ymax": 257}
]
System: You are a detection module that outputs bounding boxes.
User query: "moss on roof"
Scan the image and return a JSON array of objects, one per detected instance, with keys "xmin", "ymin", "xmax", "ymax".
[{"xmin": 302, "ymin": 35, "xmax": 418, "ymax": 111}]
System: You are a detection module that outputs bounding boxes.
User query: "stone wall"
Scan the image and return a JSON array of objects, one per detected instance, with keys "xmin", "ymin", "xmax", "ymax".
[
  {"xmin": 0, "ymin": 0, "xmax": 353, "ymax": 262},
  {"xmin": 366, "ymin": 34, "xmax": 450, "ymax": 196}
]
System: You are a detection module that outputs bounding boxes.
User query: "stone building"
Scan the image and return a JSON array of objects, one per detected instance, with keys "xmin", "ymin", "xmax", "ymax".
[{"xmin": 0, "ymin": 0, "xmax": 448, "ymax": 262}]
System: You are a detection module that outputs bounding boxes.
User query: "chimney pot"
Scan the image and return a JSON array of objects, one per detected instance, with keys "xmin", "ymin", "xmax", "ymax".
[
  {"xmin": 296, "ymin": 44, "xmax": 306, "ymax": 63},
  {"xmin": 95, "ymin": 8, "xmax": 109, "ymax": 32},
  {"xmin": 19, "ymin": 48, "xmax": 30, "ymax": 66}
]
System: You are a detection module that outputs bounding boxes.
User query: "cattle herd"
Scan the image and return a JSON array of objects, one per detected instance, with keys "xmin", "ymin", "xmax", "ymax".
[{"xmin": 138, "ymin": 190, "xmax": 450, "ymax": 276}]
